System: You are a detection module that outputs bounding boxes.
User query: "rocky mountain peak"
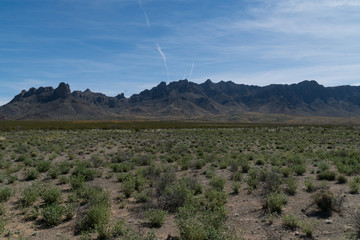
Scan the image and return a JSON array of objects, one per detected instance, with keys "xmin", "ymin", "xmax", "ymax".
[{"xmin": 54, "ymin": 82, "xmax": 71, "ymax": 98}]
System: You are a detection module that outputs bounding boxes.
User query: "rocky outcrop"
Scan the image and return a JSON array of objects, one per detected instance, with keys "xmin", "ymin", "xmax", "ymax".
[{"xmin": 2, "ymin": 79, "xmax": 360, "ymax": 120}]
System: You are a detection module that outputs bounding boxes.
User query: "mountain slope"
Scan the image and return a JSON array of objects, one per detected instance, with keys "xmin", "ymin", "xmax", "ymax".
[{"xmin": 1, "ymin": 80, "xmax": 360, "ymax": 120}]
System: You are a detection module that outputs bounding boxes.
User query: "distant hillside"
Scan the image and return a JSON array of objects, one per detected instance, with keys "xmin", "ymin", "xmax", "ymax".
[{"xmin": 1, "ymin": 80, "xmax": 360, "ymax": 121}]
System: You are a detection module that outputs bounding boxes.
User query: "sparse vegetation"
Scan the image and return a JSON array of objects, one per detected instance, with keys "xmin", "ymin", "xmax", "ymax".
[{"xmin": 0, "ymin": 123, "xmax": 358, "ymax": 239}]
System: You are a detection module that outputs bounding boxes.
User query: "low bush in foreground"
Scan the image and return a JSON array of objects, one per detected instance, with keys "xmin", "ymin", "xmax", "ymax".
[{"xmin": 145, "ymin": 209, "xmax": 167, "ymax": 228}]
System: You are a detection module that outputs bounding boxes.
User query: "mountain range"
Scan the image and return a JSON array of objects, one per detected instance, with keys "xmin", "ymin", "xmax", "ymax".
[{"xmin": 1, "ymin": 79, "xmax": 360, "ymax": 122}]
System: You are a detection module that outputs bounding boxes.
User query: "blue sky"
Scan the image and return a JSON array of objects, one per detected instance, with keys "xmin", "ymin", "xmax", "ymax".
[{"xmin": 1, "ymin": 0, "xmax": 360, "ymax": 106}]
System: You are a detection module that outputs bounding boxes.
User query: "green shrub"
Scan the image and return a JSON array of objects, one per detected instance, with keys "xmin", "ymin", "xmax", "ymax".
[
  {"xmin": 58, "ymin": 161, "xmax": 72, "ymax": 174},
  {"xmin": 230, "ymin": 171, "xmax": 242, "ymax": 182},
  {"xmin": 70, "ymin": 175, "xmax": 85, "ymax": 190},
  {"xmin": 293, "ymin": 164, "xmax": 306, "ymax": 175},
  {"xmin": 349, "ymin": 178, "xmax": 360, "ymax": 194},
  {"xmin": 317, "ymin": 170, "xmax": 336, "ymax": 181},
  {"xmin": 7, "ymin": 175, "xmax": 17, "ymax": 184},
  {"xmin": 23, "ymin": 206, "xmax": 40, "ymax": 221},
  {"xmin": 122, "ymin": 179, "xmax": 136, "ymax": 198},
  {"xmin": 255, "ymin": 159, "xmax": 265, "ymax": 165},
  {"xmin": 0, "ymin": 204, "xmax": 5, "ymax": 216},
  {"xmin": 79, "ymin": 204, "xmax": 110, "ymax": 231},
  {"xmin": 194, "ymin": 159, "xmax": 206, "ymax": 169},
  {"xmin": 24, "ymin": 168, "xmax": 40, "ymax": 181},
  {"xmin": 42, "ymin": 187, "xmax": 62, "ymax": 205},
  {"xmin": 145, "ymin": 209, "xmax": 167, "ymax": 228},
  {"xmin": 48, "ymin": 168, "xmax": 61, "ymax": 179},
  {"xmin": 286, "ymin": 178, "xmax": 298, "ymax": 195},
  {"xmin": 280, "ymin": 167, "xmax": 292, "ymax": 178},
  {"xmin": 352, "ymin": 208, "xmax": 360, "ymax": 237},
  {"xmin": 264, "ymin": 171, "xmax": 282, "ymax": 193},
  {"xmin": 263, "ymin": 192, "xmax": 288, "ymax": 213},
  {"xmin": 36, "ymin": 160, "xmax": 51, "ymax": 172},
  {"xmin": 203, "ymin": 189, "xmax": 227, "ymax": 211},
  {"xmin": 282, "ymin": 213, "xmax": 299, "ymax": 230},
  {"xmin": 304, "ymin": 178, "xmax": 316, "ymax": 192},
  {"xmin": 178, "ymin": 217, "xmax": 206, "ymax": 240},
  {"xmin": 209, "ymin": 176, "xmax": 226, "ymax": 191},
  {"xmin": 231, "ymin": 182, "xmax": 241, "ymax": 194},
  {"xmin": 312, "ymin": 189, "xmax": 334, "ymax": 211},
  {"xmin": 134, "ymin": 190, "xmax": 151, "ymax": 203},
  {"xmin": 42, "ymin": 203, "xmax": 64, "ymax": 226},
  {"xmin": 300, "ymin": 220, "xmax": 316, "ymax": 237},
  {"xmin": 72, "ymin": 165, "xmax": 96, "ymax": 181},
  {"xmin": 0, "ymin": 217, "xmax": 5, "ymax": 234},
  {"xmin": 21, "ymin": 184, "xmax": 40, "ymax": 207},
  {"xmin": 241, "ymin": 163, "xmax": 250, "ymax": 173},
  {"xmin": 337, "ymin": 175, "xmax": 347, "ymax": 184},
  {"xmin": 0, "ymin": 187, "xmax": 12, "ymax": 202},
  {"xmin": 159, "ymin": 182, "xmax": 191, "ymax": 213}
]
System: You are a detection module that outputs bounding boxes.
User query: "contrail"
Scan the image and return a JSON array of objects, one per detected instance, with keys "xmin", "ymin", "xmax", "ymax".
[
  {"xmin": 138, "ymin": 0, "xmax": 150, "ymax": 28},
  {"xmin": 189, "ymin": 60, "xmax": 195, "ymax": 81},
  {"xmin": 156, "ymin": 43, "xmax": 169, "ymax": 81},
  {"xmin": 137, "ymin": 1, "xmax": 169, "ymax": 81}
]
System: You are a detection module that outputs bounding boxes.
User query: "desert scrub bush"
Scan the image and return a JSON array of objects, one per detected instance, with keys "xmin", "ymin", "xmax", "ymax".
[
  {"xmin": 181, "ymin": 177, "xmax": 202, "ymax": 195},
  {"xmin": 230, "ymin": 171, "xmax": 242, "ymax": 182},
  {"xmin": 24, "ymin": 168, "xmax": 40, "ymax": 181},
  {"xmin": 78, "ymin": 200, "xmax": 111, "ymax": 232},
  {"xmin": 145, "ymin": 208, "xmax": 167, "ymax": 228},
  {"xmin": 70, "ymin": 175, "xmax": 85, "ymax": 190},
  {"xmin": 0, "ymin": 217, "xmax": 5, "ymax": 234},
  {"xmin": 300, "ymin": 220, "xmax": 316, "ymax": 237},
  {"xmin": 21, "ymin": 184, "xmax": 41, "ymax": 207},
  {"xmin": 317, "ymin": 170, "xmax": 336, "ymax": 181},
  {"xmin": 177, "ymin": 193, "xmax": 228, "ymax": 240},
  {"xmin": 263, "ymin": 192, "xmax": 288, "ymax": 213},
  {"xmin": 0, "ymin": 204, "xmax": 5, "ymax": 216},
  {"xmin": 48, "ymin": 167, "xmax": 61, "ymax": 179},
  {"xmin": 76, "ymin": 185, "xmax": 110, "ymax": 207},
  {"xmin": 286, "ymin": 178, "xmax": 298, "ymax": 195},
  {"xmin": 348, "ymin": 177, "xmax": 360, "ymax": 194},
  {"xmin": 42, "ymin": 203, "xmax": 65, "ymax": 226},
  {"xmin": 193, "ymin": 158, "xmax": 206, "ymax": 170},
  {"xmin": 352, "ymin": 208, "xmax": 360, "ymax": 237},
  {"xmin": 304, "ymin": 178, "xmax": 316, "ymax": 192},
  {"xmin": 41, "ymin": 186, "xmax": 62, "ymax": 205},
  {"xmin": 293, "ymin": 164, "xmax": 306, "ymax": 175},
  {"xmin": 134, "ymin": 189, "xmax": 151, "ymax": 203},
  {"xmin": 58, "ymin": 161, "xmax": 72, "ymax": 174},
  {"xmin": 264, "ymin": 171, "xmax": 282, "ymax": 193},
  {"xmin": 23, "ymin": 206, "xmax": 40, "ymax": 221},
  {"xmin": 231, "ymin": 182, "xmax": 241, "ymax": 194},
  {"xmin": 158, "ymin": 181, "xmax": 193, "ymax": 213},
  {"xmin": 280, "ymin": 167, "xmax": 292, "ymax": 178},
  {"xmin": 312, "ymin": 189, "xmax": 342, "ymax": 212},
  {"xmin": 203, "ymin": 189, "xmax": 227, "ymax": 211},
  {"xmin": 122, "ymin": 179, "xmax": 136, "ymax": 198},
  {"xmin": 337, "ymin": 175, "xmax": 347, "ymax": 184},
  {"xmin": 90, "ymin": 155, "xmax": 104, "ymax": 168},
  {"xmin": 282, "ymin": 213, "xmax": 299, "ymax": 230},
  {"xmin": 157, "ymin": 168, "xmax": 176, "ymax": 192},
  {"xmin": 7, "ymin": 174, "xmax": 17, "ymax": 184},
  {"xmin": 241, "ymin": 162, "xmax": 250, "ymax": 173},
  {"xmin": 209, "ymin": 176, "xmax": 226, "ymax": 191},
  {"xmin": 0, "ymin": 187, "xmax": 12, "ymax": 202},
  {"xmin": 36, "ymin": 160, "xmax": 51, "ymax": 173},
  {"xmin": 72, "ymin": 165, "xmax": 97, "ymax": 181},
  {"xmin": 111, "ymin": 162, "xmax": 133, "ymax": 173},
  {"xmin": 246, "ymin": 168, "xmax": 259, "ymax": 191}
]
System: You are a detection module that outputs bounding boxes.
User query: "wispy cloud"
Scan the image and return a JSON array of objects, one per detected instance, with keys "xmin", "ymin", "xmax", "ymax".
[
  {"xmin": 156, "ymin": 44, "xmax": 169, "ymax": 81},
  {"xmin": 138, "ymin": 0, "xmax": 150, "ymax": 28}
]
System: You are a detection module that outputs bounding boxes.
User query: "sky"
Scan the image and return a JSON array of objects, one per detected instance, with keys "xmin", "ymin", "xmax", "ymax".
[{"xmin": 1, "ymin": 0, "xmax": 360, "ymax": 106}]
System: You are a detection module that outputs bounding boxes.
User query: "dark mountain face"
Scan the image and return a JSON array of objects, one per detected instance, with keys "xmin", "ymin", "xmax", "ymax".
[{"xmin": 1, "ymin": 80, "xmax": 360, "ymax": 120}]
